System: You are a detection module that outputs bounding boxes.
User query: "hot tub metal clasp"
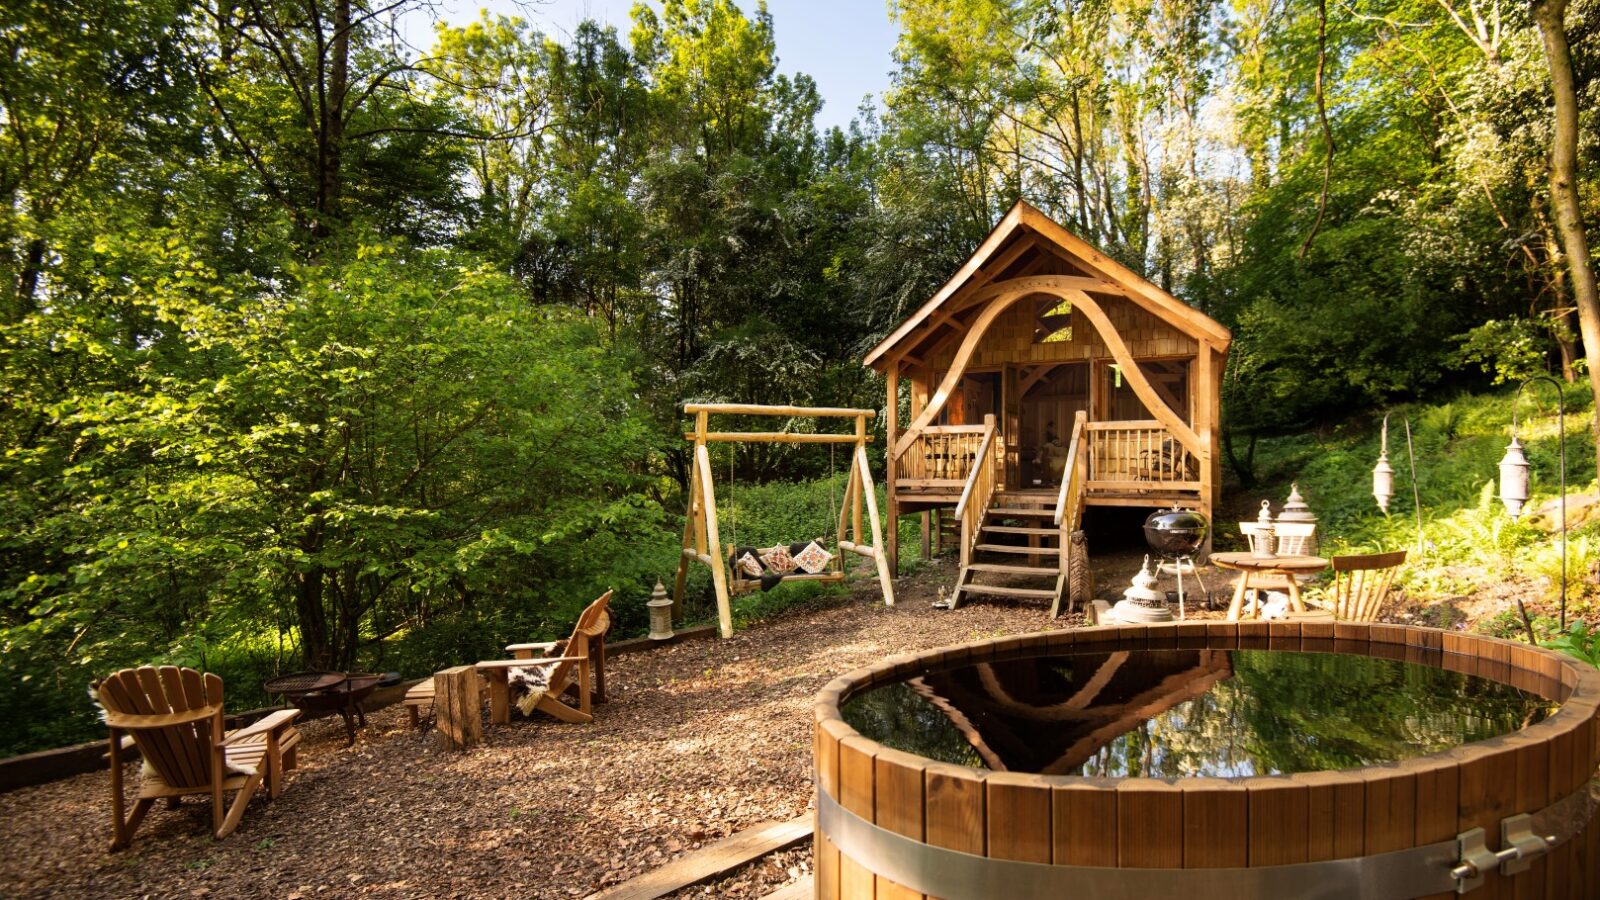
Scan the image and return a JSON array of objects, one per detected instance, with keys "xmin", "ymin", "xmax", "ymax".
[{"xmin": 1451, "ymin": 815, "xmax": 1555, "ymax": 893}]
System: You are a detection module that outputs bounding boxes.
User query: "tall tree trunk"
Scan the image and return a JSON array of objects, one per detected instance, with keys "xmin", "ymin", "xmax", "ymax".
[
  {"xmin": 313, "ymin": 0, "xmax": 350, "ymax": 240},
  {"xmin": 1531, "ymin": 0, "xmax": 1600, "ymax": 474},
  {"xmin": 295, "ymin": 567, "xmax": 332, "ymax": 669}
]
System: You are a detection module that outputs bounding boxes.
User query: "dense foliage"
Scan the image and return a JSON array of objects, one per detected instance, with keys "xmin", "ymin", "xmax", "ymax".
[{"xmin": 2, "ymin": 0, "xmax": 1598, "ymax": 753}]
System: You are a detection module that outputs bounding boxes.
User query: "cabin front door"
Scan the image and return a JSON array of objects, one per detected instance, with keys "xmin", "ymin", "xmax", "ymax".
[
  {"xmin": 1002, "ymin": 364, "xmax": 1022, "ymax": 489},
  {"xmin": 1019, "ymin": 363, "xmax": 1089, "ymax": 488}
]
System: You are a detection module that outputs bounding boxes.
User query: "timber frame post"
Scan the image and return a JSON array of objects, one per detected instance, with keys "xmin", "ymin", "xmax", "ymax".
[{"xmin": 671, "ymin": 403, "xmax": 897, "ymax": 639}]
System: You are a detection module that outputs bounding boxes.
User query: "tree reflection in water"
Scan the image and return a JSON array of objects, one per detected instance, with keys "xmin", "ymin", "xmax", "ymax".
[{"xmin": 841, "ymin": 650, "xmax": 1557, "ymax": 777}]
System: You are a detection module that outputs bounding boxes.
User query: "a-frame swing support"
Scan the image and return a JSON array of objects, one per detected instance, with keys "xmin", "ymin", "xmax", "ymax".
[{"xmin": 671, "ymin": 403, "xmax": 897, "ymax": 638}]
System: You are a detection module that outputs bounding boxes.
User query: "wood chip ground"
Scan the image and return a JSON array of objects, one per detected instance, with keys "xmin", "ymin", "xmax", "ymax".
[{"xmin": 0, "ymin": 558, "xmax": 1117, "ymax": 899}]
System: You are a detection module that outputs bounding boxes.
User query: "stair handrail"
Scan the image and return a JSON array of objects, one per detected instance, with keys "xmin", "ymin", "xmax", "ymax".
[
  {"xmin": 1054, "ymin": 411, "xmax": 1088, "ymax": 528},
  {"xmin": 954, "ymin": 414, "xmax": 998, "ymax": 570},
  {"xmin": 1051, "ymin": 411, "xmax": 1088, "ymax": 616}
]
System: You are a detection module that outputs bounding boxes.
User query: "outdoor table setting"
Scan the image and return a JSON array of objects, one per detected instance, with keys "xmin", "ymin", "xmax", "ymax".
[{"xmin": 1210, "ymin": 551, "xmax": 1329, "ymax": 620}]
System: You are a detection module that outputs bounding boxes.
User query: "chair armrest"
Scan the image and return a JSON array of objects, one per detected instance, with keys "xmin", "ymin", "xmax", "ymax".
[
  {"xmin": 505, "ymin": 641, "xmax": 559, "ymax": 654},
  {"xmin": 221, "ymin": 709, "xmax": 300, "ymax": 746},
  {"xmin": 475, "ymin": 656, "xmax": 588, "ymax": 669}
]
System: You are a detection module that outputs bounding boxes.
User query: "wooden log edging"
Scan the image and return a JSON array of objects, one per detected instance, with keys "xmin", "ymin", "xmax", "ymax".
[{"xmin": 812, "ymin": 623, "xmax": 1600, "ymax": 899}]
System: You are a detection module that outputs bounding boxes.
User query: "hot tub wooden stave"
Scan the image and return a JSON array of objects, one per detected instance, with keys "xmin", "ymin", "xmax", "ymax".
[{"xmin": 812, "ymin": 621, "xmax": 1600, "ymax": 900}]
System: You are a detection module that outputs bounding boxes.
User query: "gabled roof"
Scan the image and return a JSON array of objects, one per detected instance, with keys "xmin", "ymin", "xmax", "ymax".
[{"xmin": 863, "ymin": 200, "xmax": 1231, "ymax": 371}]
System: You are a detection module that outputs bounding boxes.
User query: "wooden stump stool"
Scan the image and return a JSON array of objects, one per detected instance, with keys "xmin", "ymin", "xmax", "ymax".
[{"xmin": 433, "ymin": 665, "xmax": 482, "ymax": 751}]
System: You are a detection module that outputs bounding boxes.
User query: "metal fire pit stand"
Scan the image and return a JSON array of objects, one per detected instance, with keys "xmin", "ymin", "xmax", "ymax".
[{"xmin": 263, "ymin": 671, "xmax": 384, "ymax": 746}]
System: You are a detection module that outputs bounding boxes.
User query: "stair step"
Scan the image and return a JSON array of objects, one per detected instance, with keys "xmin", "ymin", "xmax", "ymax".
[
  {"xmin": 975, "ymin": 543, "xmax": 1058, "ymax": 555},
  {"xmin": 981, "ymin": 525, "xmax": 1058, "ymax": 536},
  {"xmin": 987, "ymin": 507, "xmax": 1055, "ymax": 517},
  {"xmin": 958, "ymin": 583, "xmax": 1058, "ymax": 600},
  {"xmin": 969, "ymin": 563, "xmax": 1060, "ymax": 576}
]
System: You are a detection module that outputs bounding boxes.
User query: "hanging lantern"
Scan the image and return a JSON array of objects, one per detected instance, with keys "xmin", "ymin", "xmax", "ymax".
[
  {"xmin": 1373, "ymin": 450, "xmax": 1394, "ymax": 515},
  {"xmin": 1499, "ymin": 436, "xmax": 1530, "ymax": 520},
  {"xmin": 1373, "ymin": 414, "xmax": 1395, "ymax": 514}
]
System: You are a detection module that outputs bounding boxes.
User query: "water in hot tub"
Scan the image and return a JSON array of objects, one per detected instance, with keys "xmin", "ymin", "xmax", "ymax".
[{"xmin": 840, "ymin": 649, "xmax": 1557, "ymax": 777}]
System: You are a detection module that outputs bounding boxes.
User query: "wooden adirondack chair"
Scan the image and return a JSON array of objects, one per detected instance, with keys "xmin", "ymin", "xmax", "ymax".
[
  {"xmin": 480, "ymin": 590, "xmax": 613, "ymax": 725},
  {"xmin": 403, "ymin": 590, "xmax": 613, "ymax": 727},
  {"xmin": 97, "ymin": 665, "xmax": 301, "ymax": 850}
]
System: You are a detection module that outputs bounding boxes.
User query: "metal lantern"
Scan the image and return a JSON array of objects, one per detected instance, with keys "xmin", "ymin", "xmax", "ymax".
[
  {"xmin": 1278, "ymin": 483, "xmax": 1319, "ymax": 557},
  {"xmin": 1372, "ymin": 450, "xmax": 1395, "ymax": 515},
  {"xmin": 1498, "ymin": 436, "xmax": 1530, "ymax": 520},
  {"xmin": 647, "ymin": 580, "xmax": 675, "ymax": 641},
  {"xmin": 1107, "ymin": 556, "xmax": 1175, "ymax": 624},
  {"xmin": 1251, "ymin": 499, "xmax": 1277, "ymax": 560}
]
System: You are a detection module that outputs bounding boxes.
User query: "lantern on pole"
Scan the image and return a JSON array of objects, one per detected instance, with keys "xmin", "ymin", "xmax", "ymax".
[
  {"xmin": 1373, "ymin": 412, "xmax": 1425, "ymax": 555},
  {"xmin": 1500, "ymin": 377, "xmax": 1567, "ymax": 631}
]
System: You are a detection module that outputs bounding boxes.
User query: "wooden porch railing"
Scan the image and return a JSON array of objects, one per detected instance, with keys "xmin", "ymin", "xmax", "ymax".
[
  {"xmin": 1051, "ymin": 411, "xmax": 1088, "ymax": 617},
  {"xmin": 1084, "ymin": 420, "xmax": 1202, "ymax": 491},
  {"xmin": 953, "ymin": 415, "xmax": 998, "ymax": 569},
  {"xmin": 896, "ymin": 424, "xmax": 994, "ymax": 491}
]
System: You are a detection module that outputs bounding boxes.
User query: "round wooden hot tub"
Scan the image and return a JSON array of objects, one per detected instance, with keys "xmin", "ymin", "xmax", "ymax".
[{"xmin": 812, "ymin": 621, "xmax": 1600, "ymax": 899}]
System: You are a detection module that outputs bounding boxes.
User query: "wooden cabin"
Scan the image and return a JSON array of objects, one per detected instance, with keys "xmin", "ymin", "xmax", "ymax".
[{"xmin": 865, "ymin": 200, "xmax": 1231, "ymax": 612}]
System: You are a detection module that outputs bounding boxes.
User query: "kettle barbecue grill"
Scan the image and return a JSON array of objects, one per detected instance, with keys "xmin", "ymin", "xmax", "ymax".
[{"xmin": 1143, "ymin": 506, "xmax": 1212, "ymax": 617}]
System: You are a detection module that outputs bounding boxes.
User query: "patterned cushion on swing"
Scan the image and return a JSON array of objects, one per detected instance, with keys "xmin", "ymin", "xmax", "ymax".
[
  {"xmin": 735, "ymin": 551, "xmax": 764, "ymax": 579},
  {"xmin": 794, "ymin": 540, "xmax": 833, "ymax": 575},
  {"xmin": 759, "ymin": 545, "xmax": 797, "ymax": 574}
]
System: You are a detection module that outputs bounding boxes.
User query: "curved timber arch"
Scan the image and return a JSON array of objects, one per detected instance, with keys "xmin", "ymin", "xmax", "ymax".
[{"xmin": 892, "ymin": 275, "xmax": 1203, "ymax": 460}]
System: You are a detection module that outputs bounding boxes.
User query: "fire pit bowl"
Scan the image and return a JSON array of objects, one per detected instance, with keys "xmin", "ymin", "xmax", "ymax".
[{"xmin": 263, "ymin": 671, "xmax": 384, "ymax": 745}]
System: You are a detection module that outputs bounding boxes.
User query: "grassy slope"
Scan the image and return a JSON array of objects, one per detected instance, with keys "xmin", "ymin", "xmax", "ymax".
[{"xmin": 1223, "ymin": 384, "xmax": 1597, "ymax": 639}]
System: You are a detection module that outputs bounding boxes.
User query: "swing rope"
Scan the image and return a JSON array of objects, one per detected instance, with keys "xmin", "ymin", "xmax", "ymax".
[
  {"xmin": 827, "ymin": 441, "xmax": 838, "ymax": 547},
  {"xmin": 727, "ymin": 442, "xmax": 737, "ymax": 551}
]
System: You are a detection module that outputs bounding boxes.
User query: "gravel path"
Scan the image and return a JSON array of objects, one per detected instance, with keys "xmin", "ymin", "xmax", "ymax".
[{"xmin": 0, "ymin": 558, "xmax": 1092, "ymax": 900}]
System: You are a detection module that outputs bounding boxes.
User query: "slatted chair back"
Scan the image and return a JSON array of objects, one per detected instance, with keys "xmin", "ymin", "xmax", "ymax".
[
  {"xmin": 1240, "ymin": 521, "xmax": 1317, "ymax": 557},
  {"xmin": 545, "ymin": 590, "xmax": 612, "ymax": 696},
  {"xmin": 1330, "ymin": 551, "xmax": 1408, "ymax": 621},
  {"xmin": 97, "ymin": 666, "xmax": 226, "ymax": 791}
]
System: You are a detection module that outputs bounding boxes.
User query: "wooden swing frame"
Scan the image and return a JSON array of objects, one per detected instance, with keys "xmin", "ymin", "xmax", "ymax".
[{"xmin": 672, "ymin": 403, "xmax": 897, "ymax": 638}]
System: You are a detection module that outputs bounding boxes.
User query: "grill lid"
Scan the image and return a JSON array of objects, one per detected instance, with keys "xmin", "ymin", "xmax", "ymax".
[{"xmin": 1143, "ymin": 506, "xmax": 1209, "ymax": 556}]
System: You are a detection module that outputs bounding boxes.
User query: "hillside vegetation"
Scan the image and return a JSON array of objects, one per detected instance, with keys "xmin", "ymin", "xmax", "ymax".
[{"xmin": 1227, "ymin": 385, "xmax": 1598, "ymax": 638}]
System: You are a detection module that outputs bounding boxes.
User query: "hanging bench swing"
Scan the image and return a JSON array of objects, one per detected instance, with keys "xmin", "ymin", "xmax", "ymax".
[{"xmin": 672, "ymin": 403, "xmax": 897, "ymax": 638}]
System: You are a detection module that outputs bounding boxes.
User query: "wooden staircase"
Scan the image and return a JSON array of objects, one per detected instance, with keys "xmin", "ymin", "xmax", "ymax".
[
  {"xmin": 946, "ymin": 411, "xmax": 1091, "ymax": 616},
  {"xmin": 953, "ymin": 494, "xmax": 1063, "ymax": 607}
]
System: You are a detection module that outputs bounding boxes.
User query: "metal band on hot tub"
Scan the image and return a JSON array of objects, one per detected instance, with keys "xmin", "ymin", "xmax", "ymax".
[{"xmin": 817, "ymin": 777, "xmax": 1600, "ymax": 898}]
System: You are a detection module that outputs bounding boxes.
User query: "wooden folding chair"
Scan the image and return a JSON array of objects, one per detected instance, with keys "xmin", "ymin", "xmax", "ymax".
[
  {"xmin": 1326, "ymin": 550, "xmax": 1408, "ymax": 621},
  {"xmin": 97, "ymin": 666, "xmax": 300, "ymax": 850}
]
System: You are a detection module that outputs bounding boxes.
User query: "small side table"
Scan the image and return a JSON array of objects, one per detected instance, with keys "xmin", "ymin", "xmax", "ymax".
[{"xmin": 1209, "ymin": 552, "xmax": 1329, "ymax": 621}]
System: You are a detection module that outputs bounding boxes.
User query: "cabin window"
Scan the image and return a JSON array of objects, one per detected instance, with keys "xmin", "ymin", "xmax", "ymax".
[
  {"xmin": 1032, "ymin": 298, "xmax": 1073, "ymax": 344},
  {"xmin": 1102, "ymin": 358, "xmax": 1192, "ymax": 423}
]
